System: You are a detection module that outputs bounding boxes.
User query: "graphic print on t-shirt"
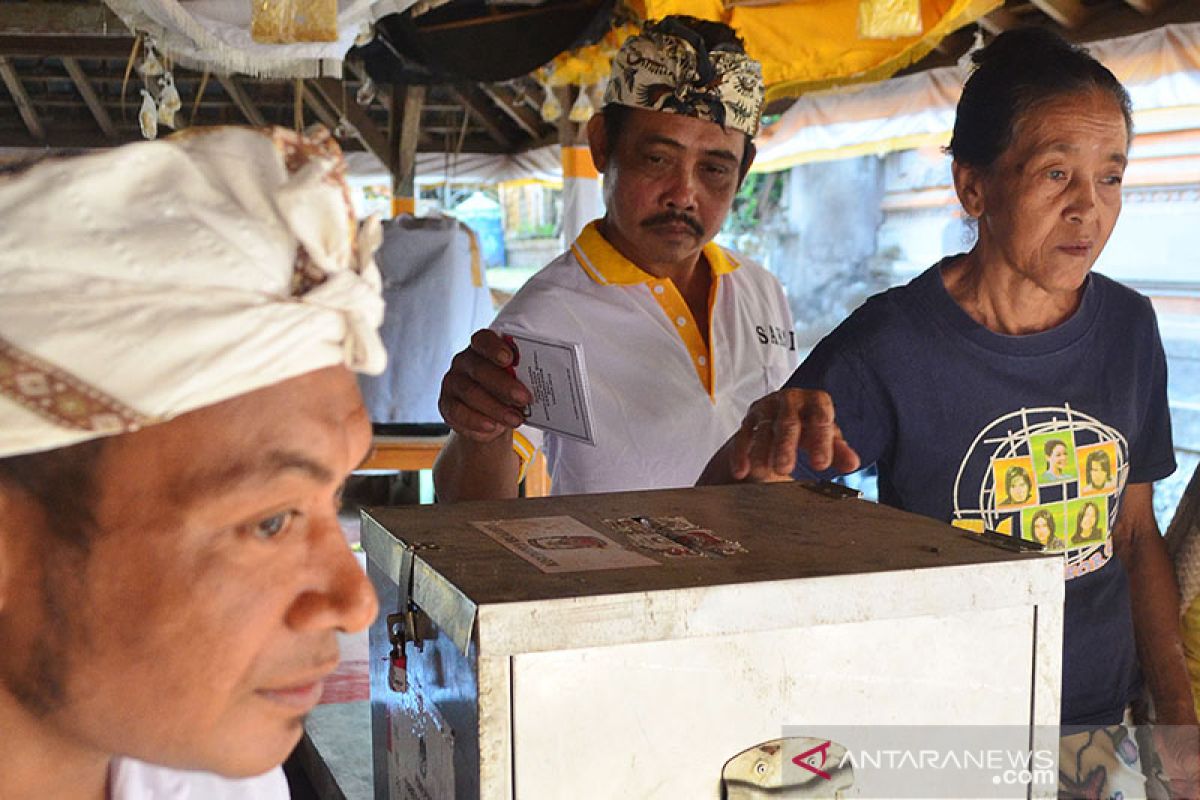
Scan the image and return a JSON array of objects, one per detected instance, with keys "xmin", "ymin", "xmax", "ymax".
[{"xmin": 950, "ymin": 404, "xmax": 1127, "ymax": 581}]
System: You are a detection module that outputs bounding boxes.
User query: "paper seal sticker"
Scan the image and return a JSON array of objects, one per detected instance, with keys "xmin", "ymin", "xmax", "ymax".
[
  {"xmin": 472, "ymin": 515, "xmax": 659, "ymax": 573},
  {"xmin": 604, "ymin": 516, "xmax": 748, "ymax": 558}
]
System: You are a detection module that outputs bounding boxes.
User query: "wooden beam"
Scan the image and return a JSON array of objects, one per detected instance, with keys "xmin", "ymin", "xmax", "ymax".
[
  {"xmin": 0, "ymin": 127, "xmax": 125, "ymax": 149},
  {"xmin": 977, "ymin": 8, "xmax": 1021, "ymax": 35},
  {"xmin": 1029, "ymin": 0, "xmax": 1094, "ymax": 29},
  {"xmin": 344, "ymin": 61, "xmax": 390, "ymax": 114},
  {"xmin": 0, "ymin": 35, "xmax": 135, "ymax": 58},
  {"xmin": 449, "ymin": 85, "xmax": 514, "ymax": 150},
  {"xmin": 1123, "ymin": 0, "xmax": 1167, "ymax": 14},
  {"xmin": 932, "ymin": 26, "xmax": 977, "ymax": 58},
  {"xmin": 343, "ymin": 62, "xmax": 436, "ymax": 150},
  {"xmin": 479, "ymin": 83, "xmax": 541, "ymax": 140},
  {"xmin": 555, "ymin": 86, "xmax": 587, "ymax": 147},
  {"xmin": 216, "ymin": 75, "xmax": 267, "ymax": 127},
  {"xmin": 310, "ymin": 77, "xmax": 392, "ymax": 170},
  {"xmin": 389, "ymin": 84, "xmax": 424, "ymax": 205},
  {"xmin": 62, "ymin": 57, "xmax": 117, "ymax": 140},
  {"xmin": 300, "ymin": 82, "xmax": 340, "ymax": 130},
  {"xmin": 0, "ymin": 3, "xmax": 127, "ymax": 35},
  {"xmin": 1069, "ymin": 0, "xmax": 1200, "ymax": 42},
  {"xmin": 0, "ymin": 57, "xmax": 44, "ymax": 141}
]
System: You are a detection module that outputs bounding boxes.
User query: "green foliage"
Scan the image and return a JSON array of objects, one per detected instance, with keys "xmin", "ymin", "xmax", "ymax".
[
  {"xmin": 513, "ymin": 222, "xmax": 558, "ymax": 239},
  {"xmin": 725, "ymin": 171, "xmax": 785, "ymax": 236}
]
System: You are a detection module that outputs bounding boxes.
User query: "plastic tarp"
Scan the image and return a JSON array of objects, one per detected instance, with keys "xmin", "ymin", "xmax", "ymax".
[
  {"xmin": 357, "ymin": 214, "xmax": 494, "ymax": 423},
  {"xmin": 754, "ymin": 21, "xmax": 1200, "ymax": 172}
]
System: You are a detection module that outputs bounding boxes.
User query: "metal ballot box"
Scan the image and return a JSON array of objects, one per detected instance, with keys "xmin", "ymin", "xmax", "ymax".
[{"xmin": 363, "ymin": 482, "xmax": 1063, "ymax": 800}]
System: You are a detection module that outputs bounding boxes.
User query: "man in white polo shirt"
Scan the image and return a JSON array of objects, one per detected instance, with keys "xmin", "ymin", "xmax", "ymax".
[{"xmin": 435, "ymin": 16, "xmax": 857, "ymax": 499}]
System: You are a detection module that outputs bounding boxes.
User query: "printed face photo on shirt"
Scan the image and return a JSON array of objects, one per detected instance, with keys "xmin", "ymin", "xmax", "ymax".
[
  {"xmin": 992, "ymin": 456, "xmax": 1038, "ymax": 509},
  {"xmin": 1066, "ymin": 496, "xmax": 1108, "ymax": 548},
  {"xmin": 1030, "ymin": 432, "xmax": 1077, "ymax": 485},
  {"xmin": 954, "ymin": 404, "xmax": 1131, "ymax": 582},
  {"xmin": 1021, "ymin": 505, "xmax": 1066, "ymax": 551},
  {"xmin": 1076, "ymin": 442, "xmax": 1117, "ymax": 496}
]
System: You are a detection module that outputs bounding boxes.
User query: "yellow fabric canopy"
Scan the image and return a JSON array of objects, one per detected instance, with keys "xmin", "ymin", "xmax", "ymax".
[{"xmin": 631, "ymin": 0, "xmax": 1002, "ymax": 103}]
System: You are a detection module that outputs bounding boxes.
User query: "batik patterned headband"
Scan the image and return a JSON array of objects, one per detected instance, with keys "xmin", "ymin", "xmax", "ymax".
[{"xmin": 603, "ymin": 18, "xmax": 764, "ymax": 137}]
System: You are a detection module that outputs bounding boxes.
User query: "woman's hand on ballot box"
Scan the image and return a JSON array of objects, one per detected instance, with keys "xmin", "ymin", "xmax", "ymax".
[
  {"xmin": 439, "ymin": 329, "xmax": 532, "ymax": 442},
  {"xmin": 698, "ymin": 388, "xmax": 860, "ymax": 485}
]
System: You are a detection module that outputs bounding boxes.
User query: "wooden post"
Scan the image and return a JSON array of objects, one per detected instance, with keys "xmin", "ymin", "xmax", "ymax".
[{"xmin": 390, "ymin": 84, "xmax": 424, "ymax": 218}]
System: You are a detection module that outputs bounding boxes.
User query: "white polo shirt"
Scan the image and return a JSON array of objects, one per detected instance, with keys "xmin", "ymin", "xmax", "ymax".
[
  {"xmin": 494, "ymin": 221, "xmax": 798, "ymax": 495},
  {"xmin": 110, "ymin": 759, "xmax": 289, "ymax": 799}
]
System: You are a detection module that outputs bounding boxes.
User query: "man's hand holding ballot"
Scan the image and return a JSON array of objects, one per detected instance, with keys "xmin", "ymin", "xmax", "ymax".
[
  {"xmin": 435, "ymin": 330, "xmax": 530, "ymax": 501},
  {"xmin": 439, "ymin": 329, "xmax": 530, "ymax": 443}
]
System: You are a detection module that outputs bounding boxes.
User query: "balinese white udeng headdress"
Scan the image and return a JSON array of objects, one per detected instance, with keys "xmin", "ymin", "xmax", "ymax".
[{"xmin": 0, "ymin": 125, "xmax": 386, "ymax": 458}]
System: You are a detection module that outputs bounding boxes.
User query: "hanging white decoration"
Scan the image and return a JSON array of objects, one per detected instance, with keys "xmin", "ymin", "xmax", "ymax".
[{"xmin": 138, "ymin": 89, "xmax": 159, "ymax": 139}]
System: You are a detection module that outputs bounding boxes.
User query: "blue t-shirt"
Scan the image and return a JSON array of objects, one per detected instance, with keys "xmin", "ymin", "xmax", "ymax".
[{"xmin": 786, "ymin": 260, "xmax": 1176, "ymax": 726}]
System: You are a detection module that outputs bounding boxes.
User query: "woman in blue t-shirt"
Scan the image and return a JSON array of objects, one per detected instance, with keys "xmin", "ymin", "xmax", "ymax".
[{"xmin": 703, "ymin": 26, "xmax": 1195, "ymax": 796}]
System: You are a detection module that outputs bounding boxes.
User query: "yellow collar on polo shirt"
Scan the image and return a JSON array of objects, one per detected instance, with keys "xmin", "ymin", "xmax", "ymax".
[{"xmin": 571, "ymin": 220, "xmax": 740, "ymax": 286}]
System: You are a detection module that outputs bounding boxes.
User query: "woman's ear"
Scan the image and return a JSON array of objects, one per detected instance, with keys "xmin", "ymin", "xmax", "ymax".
[{"xmin": 952, "ymin": 160, "xmax": 986, "ymax": 220}]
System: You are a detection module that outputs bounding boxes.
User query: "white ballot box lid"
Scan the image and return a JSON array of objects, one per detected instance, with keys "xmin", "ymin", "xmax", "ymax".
[{"xmin": 362, "ymin": 482, "xmax": 1063, "ymax": 658}]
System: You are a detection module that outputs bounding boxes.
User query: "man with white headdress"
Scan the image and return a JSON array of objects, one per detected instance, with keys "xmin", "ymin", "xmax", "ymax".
[
  {"xmin": 435, "ymin": 16, "xmax": 858, "ymax": 499},
  {"xmin": 0, "ymin": 126, "xmax": 385, "ymax": 798}
]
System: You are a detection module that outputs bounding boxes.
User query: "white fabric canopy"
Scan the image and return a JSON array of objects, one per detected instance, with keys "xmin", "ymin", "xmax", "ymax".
[
  {"xmin": 103, "ymin": 0, "xmax": 416, "ymax": 78},
  {"xmin": 754, "ymin": 22, "xmax": 1200, "ymax": 172}
]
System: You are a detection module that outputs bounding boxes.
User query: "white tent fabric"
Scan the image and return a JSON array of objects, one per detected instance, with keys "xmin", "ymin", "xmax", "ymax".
[
  {"xmin": 343, "ymin": 145, "xmax": 564, "ymax": 184},
  {"xmin": 560, "ymin": 145, "xmax": 603, "ymax": 242},
  {"xmin": 102, "ymin": 0, "xmax": 416, "ymax": 78},
  {"xmin": 562, "ymin": 172, "xmax": 603, "ymax": 242},
  {"xmin": 754, "ymin": 22, "xmax": 1200, "ymax": 173}
]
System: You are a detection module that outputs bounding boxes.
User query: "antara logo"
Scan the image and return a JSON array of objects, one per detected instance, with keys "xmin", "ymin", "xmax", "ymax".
[
  {"xmin": 755, "ymin": 324, "xmax": 797, "ymax": 351},
  {"xmin": 792, "ymin": 740, "xmax": 834, "ymax": 780}
]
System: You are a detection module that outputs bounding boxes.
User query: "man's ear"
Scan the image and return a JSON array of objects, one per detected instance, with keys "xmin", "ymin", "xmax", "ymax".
[
  {"xmin": 951, "ymin": 160, "xmax": 985, "ymax": 219},
  {"xmin": 587, "ymin": 113, "xmax": 609, "ymax": 173},
  {"xmin": 0, "ymin": 489, "xmax": 15, "ymax": 613}
]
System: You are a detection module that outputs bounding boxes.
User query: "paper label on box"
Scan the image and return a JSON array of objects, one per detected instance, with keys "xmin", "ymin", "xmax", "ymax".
[
  {"xmin": 388, "ymin": 682, "xmax": 455, "ymax": 800},
  {"xmin": 604, "ymin": 515, "xmax": 748, "ymax": 558},
  {"xmin": 502, "ymin": 331, "xmax": 595, "ymax": 444},
  {"xmin": 471, "ymin": 515, "xmax": 659, "ymax": 573}
]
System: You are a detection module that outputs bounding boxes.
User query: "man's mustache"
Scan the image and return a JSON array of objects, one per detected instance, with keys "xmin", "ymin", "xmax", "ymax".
[{"xmin": 641, "ymin": 212, "xmax": 703, "ymax": 236}]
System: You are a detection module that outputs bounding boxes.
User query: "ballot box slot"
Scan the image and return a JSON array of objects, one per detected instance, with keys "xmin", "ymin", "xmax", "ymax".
[
  {"xmin": 966, "ymin": 528, "xmax": 1048, "ymax": 554},
  {"xmin": 800, "ymin": 480, "xmax": 863, "ymax": 500}
]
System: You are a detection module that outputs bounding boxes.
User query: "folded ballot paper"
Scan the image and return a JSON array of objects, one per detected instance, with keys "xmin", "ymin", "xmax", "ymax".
[{"xmin": 501, "ymin": 331, "xmax": 596, "ymax": 445}]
